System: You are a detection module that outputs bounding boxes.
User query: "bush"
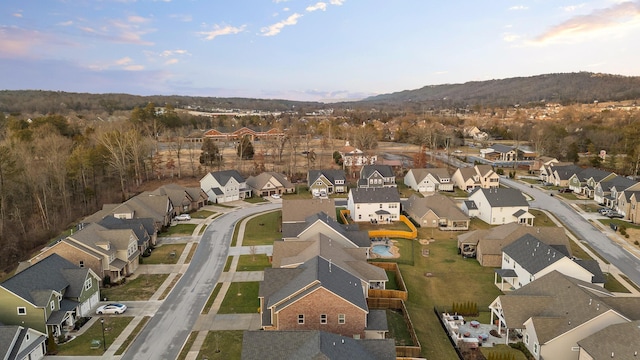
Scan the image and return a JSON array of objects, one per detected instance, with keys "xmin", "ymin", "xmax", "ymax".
[
  {"xmin": 634, "ymin": 240, "xmax": 639, "ymax": 246},
  {"xmin": 509, "ymin": 342, "xmax": 535, "ymax": 360}
]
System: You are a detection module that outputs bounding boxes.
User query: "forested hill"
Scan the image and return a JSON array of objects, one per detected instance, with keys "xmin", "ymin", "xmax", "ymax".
[{"xmin": 361, "ymin": 72, "xmax": 640, "ymax": 107}]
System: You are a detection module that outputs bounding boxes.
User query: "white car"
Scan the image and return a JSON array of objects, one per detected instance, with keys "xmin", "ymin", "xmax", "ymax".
[
  {"xmin": 271, "ymin": 194, "xmax": 281, "ymax": 199},
  {"xmin": 96, "ymin": 303, "xmax": 127, "ymax": 315},
  {"xmin": 174, "ymin": 213, "xmax": 191, "ymax": 221}
]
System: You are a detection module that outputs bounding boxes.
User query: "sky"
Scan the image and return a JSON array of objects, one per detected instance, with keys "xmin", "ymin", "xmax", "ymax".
[{"xmin": 1, "ymin": 1, "xmax": 640, "ymax": 102}]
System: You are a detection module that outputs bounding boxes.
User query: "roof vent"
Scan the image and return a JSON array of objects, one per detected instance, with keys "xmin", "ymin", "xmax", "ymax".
[{"xmin": 342, "ymin": 339, "xmax": 345, "ymax": 344}]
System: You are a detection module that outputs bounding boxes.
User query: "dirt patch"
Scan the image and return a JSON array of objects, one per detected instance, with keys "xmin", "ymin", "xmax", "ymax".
[{"xmin": 622, "ymin": 228, "xmax": 640, "ymax": 249}]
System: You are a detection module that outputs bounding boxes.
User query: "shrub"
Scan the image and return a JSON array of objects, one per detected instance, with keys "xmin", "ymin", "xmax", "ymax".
[{"xmin": 634, "ymin": 240, "xmax": 639, "ymax": 246}]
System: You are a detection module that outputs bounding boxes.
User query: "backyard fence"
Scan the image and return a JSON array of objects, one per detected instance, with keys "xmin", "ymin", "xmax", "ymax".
[
  {"xmin": 369, "ymin": 262, "xmax": 408, "ymax": 300},
  {"xmin": 368, "ymin": 298, "xmax": 421, "ymax": 358},
  {"xmin": 368, "ymin": 215, "xmax": 418, "ymax": 240}
]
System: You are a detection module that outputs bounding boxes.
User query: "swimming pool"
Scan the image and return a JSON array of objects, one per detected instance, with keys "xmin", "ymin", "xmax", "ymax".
[{"xmin": 372, "ymin": 244, "xmax": 393, "ymax": 257}]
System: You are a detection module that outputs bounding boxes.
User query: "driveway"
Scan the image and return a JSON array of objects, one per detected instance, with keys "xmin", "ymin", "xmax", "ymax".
[{"xmin": 502, "ymin": 178, "xmax": 640, "ymax": 286}]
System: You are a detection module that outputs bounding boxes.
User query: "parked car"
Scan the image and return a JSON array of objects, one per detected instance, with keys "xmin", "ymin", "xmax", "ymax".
[
  {"xmin": 174, "ymin": 213, "xmax": 191, "ymax": 221},
  {"xmin": 607, "ymin": 212, "xmax": 624, "ymax": 219},
  {"xmin": 96, "ymin": 303, "xmax": 127, "ymax": 315},
  {"xmin": 270, "ymin": 193, "xmax": 281, "ymax": 199},
  {"xmin": 558, "ymin": 188, "xmax": 573, "ymax": 193},
  {"xmin": 598, "ymin": 208, "xmax": 611, "ymax": 215}
]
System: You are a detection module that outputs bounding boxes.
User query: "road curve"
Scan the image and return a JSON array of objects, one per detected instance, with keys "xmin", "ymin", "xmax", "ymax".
[
  {"xmin": 122, "ymin": 203, "xmax": 280, "ymax": 360},
  {"xmin": 502, "ymin": 178, "xmax": 640, "ymax": 287}
]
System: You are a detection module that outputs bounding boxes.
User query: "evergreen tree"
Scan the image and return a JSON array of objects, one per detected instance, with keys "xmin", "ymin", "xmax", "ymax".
[{"xmin": 199, "ymin": 138, "xmax": 222, "ymax": 166}]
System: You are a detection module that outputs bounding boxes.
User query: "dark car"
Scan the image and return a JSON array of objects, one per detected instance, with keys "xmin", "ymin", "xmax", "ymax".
[
  {"xmin": 607, "ymin": 212, "xmax": 624, "ymax": 219},
  {"xmin": 558, "ymin": 188, "xmax": 573, "ymax": 193}
]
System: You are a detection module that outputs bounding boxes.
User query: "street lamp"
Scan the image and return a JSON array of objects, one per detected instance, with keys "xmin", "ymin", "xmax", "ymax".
[{"xmin": 100, "ymin": 318, "xmax": 106, "ymax": 351}]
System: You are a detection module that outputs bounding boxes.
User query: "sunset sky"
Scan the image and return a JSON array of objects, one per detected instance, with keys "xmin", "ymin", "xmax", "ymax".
[{"xmin": 2, "ymin": 1, "xmax": 639, "ymax": 101}]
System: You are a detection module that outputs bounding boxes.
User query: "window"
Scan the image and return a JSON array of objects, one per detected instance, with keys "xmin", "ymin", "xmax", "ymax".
[
  {"xmin": 525, "ymin": 334, "xmax": 529, "ymax": 344},
  {"xmin": 533, "ymin": 343, "xmax": 538, "ymax": 354},
  {"xmin": 17, "ymin": 307, "xmax": 26, "ymax": 315},
  {"xmin": 298, "ymin": 314, "xmax": 304, "ymax": 324},
  {"xmin": 79, "ymin": 260, "xmax": 84, "ymax": 268},
  {"xmin": 380, "ymin": 204, "xmax": 383, "ymax": 208},
  {"xmin": 338, "ymin": 314, "xmax": 345, "ymax": 324},
  {"xmin": 320, "ymin": 314, "xmax": 327, "ymax": 324},
  {"xmin": 84, "ymin": 278, "xmax": 92, "ymax": 291},
  {"xmin": 50, "ymin": 301, "xmax": 55, "ymax": 311}
]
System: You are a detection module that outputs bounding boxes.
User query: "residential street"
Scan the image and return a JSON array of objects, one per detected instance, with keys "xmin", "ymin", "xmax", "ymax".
[
  {"xmin": 120, "ymin": 202, "xmax": 280, "ymax": 360},
  {"xmin": 502, "ymin": 178, "xmax": 640, "ymax": 287}
]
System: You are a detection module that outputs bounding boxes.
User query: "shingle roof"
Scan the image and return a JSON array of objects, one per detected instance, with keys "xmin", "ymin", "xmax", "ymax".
[
  {"xmin": 404, "ymin": 194, "xmax": 468, "ymax": 221},
  {"xmin": 502, "ymin": 234, "xmax": 566, "ymax": 274},
  {"xmin": 241, "ymin": 330, "xmax": 396, "ymax": 360},
  {"xmin": 208, "ymin": 169, "xmax": 245, "ymax": 185},
  {"xmin": 98, "ymin": 215, "xmax": 153, "ymax": 247},
  {"xmin": 601, "ymin": 175, "xmax": 638, "ymax": 191},
  {"xmin": 577, "ymin": 321, "xmax": 640, "ymax": 359},
  {"xmin": 350, "ymin": 188, "xmax": 400, "ymax": 204},
  {"xmin": 283, "ymin": 212, "xmax": 370, "ymax": 247},
  {"xmin": 360, "ymin": 165, "xmax": 394, "ymax": 179},
  {"xmin": 308, "ymin": 169, "xmax": 346, "ymax": 184},
  {"xmin": 282, "ymin": 199, "xmax": 336, "ymax": 223},
  {"xmin": 576, "ymin": 168, "xmax": 613, "ymax": 182},
  {"xmin": 474, "ymin": 188, "xmax": 528, "ymax": 207},
  {"xmin": 553, "ymin": 164, "xmax": 583, "ymax": 181},
  {"xmin": 463, "ymin": 200, "xmax": 478, "ymax": 210},
  {"xmin": 247, "ymin": 172, "xmax": 293, "ymax": 191}
]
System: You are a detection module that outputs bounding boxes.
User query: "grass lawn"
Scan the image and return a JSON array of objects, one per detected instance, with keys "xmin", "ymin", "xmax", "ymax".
[
  {"xmin": 372, "ymin": 238, "xmax": 414, "ymax": 265},
  {"xmin": 241, "ymin": 210, "xmax": 282, "ymax": 246},
  {"xmin": 161, "ymin": 224, "xmax": 197, "ymax": 236},
  {"xmin": 191, "ymin": 210, "xmax": 216, "ymax": 219},
  {"xmin": 604, "ymin": 273, "xmax": 631, "ymax": 293},
  {"xmin": 115, "ymin": 316, "xmax": 150, "ymax": 355},
  {"xmin": 481, "ymin": 344, "xmax": 528, "ymax": 360},
  {"xmin": 202, "ymin": 283, "xmax": 223, "ymax": 314},
  {"xmin": 159, "ymin": 274, "xmax": 182, "ymax": 300},
  {"xmin": 101, "ymin": 274, "xmax": 169, "ymax": 301},
  {"xmin": 386, "ymin": 270, "xmax": 399, "ymax": 290},
  {"xmin": 185, "ymin": 243, "xmax": 198, "ymax": 263},
  {"xmin": 400, "ymin": 237, "xmax": 504, "ymax": 359},
  {"xmin": 529, "ymin": 209, "xmax": 556, "ymax": 227},
  {"xmin": 56, "ymin": 316, "xmax": 133, "ymax": 356},
  {"xmin": 568, "ymin": 240, "xmax": 594, "ymax": 261},
  {"xmin": 223, "ymin": 256, "xmax": 233, "ymax": 272},
  {"xmin": 210, "ymin": 202, "xmax": 235, "ymax": 208},
  {"xmin": 358, "ymin": 220, "xmax": 412, "ymax": 232},
  {"xmin": 599, "ymin": 218, "xmax": 640, "ymax": 229},
  {"xmin": 244, "ymin": 196, "xmax": 269, "ymax": 204},
  {"xmin": 386, "ymin": 309, "xmax": 413, "ymax": 346},
  {"xmin": 236, "ymin": 254, "xmax": 271, "ymax": 271},
  {"xmin": 620, "ymin": 274, "xmax": 640, "ymax": 292},
  {"xmin": 217, "ymin": 282, "xmax": 260, "ymax": 314},
  {"xmin": 142, "ymin": 243, "xmax": 186, "ymax": 265},
  {"xmin": 177, "ymin": 331, "xmax": 199, "ymax": 360},
  {"xmin": 198, "ymin": 331, "xmax": 244, "ymax": 360}
]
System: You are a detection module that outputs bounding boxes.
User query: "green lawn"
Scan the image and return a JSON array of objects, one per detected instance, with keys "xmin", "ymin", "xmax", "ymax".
[
  {"xmin": 191, "ymin": 210, "xmax": 216, "ymax": 219},
  {"xmin": 386, "ymin": 309, "xmax": 414, "ymax": 346},
  {"xmin": 236, "ymin": 254, "xmax": 271, "ymax": 271},
  {"xmin": 142, "ymin": 243, "xmax": 186, "ymax": 264},
  {"xmin": 529, "ymin": 209, "xmax": 556, "ymax": 227},
  {"xmin": 604, "ymin": 273, "xmax": 631, "ymax": 293},
  {"xmin": 161, "ymin": 224, "xmax": 197, "ymax": 236},
  {"xmin": 244, "ymin": 196, "xmax": 269, "ymax": 204},
  {"xmin": 202, "ymin": 283, "xmax": 223, "ymax": 314},
  {"xmin": 385, "ymin": 270, "xmax": 399, "ymax": 290},
  {"xmin": 198, "ymin": 331, "xmax": 244, "ymax": 360},
  {"xmin": 56, "ymin": 317, "xmax": 133, "ymax": 356},
  {"xmin": 358, "ymin": 220, "xmax": 413, "ymax": 232},
  {"xmin": 241, "ymin": 210, "xmax": 282, "ymax": 246},
  {"xmin": 101, "ymin": 274, "xmax": 169, "ymax": 301},
  {"xmin": 115, "ymin": 316, "xmax": 150, "ymax": 355},
  {"xmin": 481, "ymin": 344, "xmax": 528, "ymax": 360},
  {"xmin": 217, "ymin": 282, "xmax": 260, "ymax": 314}
]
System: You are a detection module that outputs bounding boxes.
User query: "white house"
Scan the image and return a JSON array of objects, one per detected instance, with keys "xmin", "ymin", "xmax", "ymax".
[
  {"xmin": 0, "ymin": 325, "xmax": 47, "ymax": 360},
  {"xmin": 404, "ymin": 168, "xmax": 453, "ymax": 193},
  {"xmin": 200, "ymin": 170, "xmax": 251, "ymax": 203},
  {"xmin": 340, "ymin": 141, "xmax": 377, "ymax": 167},
  {"xmin": 496, "ymin": 234, "xmax": 604, "ymax": 291},
  {"xmin": 466, "ymin": 188, "xmax": 534, "ymax": 226},
  {"xmin": 347, "ymin": 188, "xmax": 400, "ymax": 223}
]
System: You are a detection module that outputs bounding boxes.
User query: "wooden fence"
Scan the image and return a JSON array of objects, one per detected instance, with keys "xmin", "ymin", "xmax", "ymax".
[
  {"xmin": 369, "ymin": 262, "xmax": 408, "ymax": 300},
  {"xmin": 368, "ymin": 298, "xmax": 422, "ymax": 358}
]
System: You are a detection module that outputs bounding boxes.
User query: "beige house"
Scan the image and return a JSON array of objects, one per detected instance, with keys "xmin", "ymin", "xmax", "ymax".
[
  {"xmin": 451, "ymin": 165, "xmax": 499, "ymax": 191},
  {"xmin": 282, "ymin": 198, "xmax": 336, "ymax": 224},
  {"xmin": 403, "ymin": 194, "xmax": 469, "ymax": 230},
  {"xmin": 247, "ymin": 172, "xmax": 295, "ymax": 197},
  {"xmin": 578, "ymin": 321, "xmax": 640, "ymax": 359}
]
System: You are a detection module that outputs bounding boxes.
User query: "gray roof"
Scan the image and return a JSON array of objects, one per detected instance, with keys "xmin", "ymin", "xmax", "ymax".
[
  {"xmin": 473, "ymin": 188, "xmax": 528, "ymax": 207},
  {"xmin": 261, "ymin": 256, "xmax": 368, "ymax": 313},
  {"xmin": 404, "ymin": 194, "xmax": 469, "ymax": 221},
  {"xmin": 98, "ymin": 215, "xmax": 153, "ymax": 247},
  {"xmin": 0, "ymin": 326, "xmax": 46, "ymax": 360},
  {"xmin": 601, "ymin": 175, "xmax": 638, "ymax": 191},
  {"xmin": 573, "ymin": 259, "xmax": 605, "ymax": 284},
  {"xmin": 350, "ymin": 187, "xmax": 400, "ymax": 204},
  {"xmin": 360, "ymin": 165, "xmax": 394, "ymax": 179},
  {"xmin": 282, "ymin": 199, "xmax": 336, "ymax": 223},
  {"xmin": 283, "ymin": 212, "xmax": 370, "ymax": 247},
  {"xmin": 208, "ymin": 169, "xmax": 245, "ymax": 185},
  {"xmin": 1, "ymin": 254, "xmax": 89, "ymax": 306},
  {"xmin": 247, "ymin": 172, "xmax": 293, "ymax": 191},
  {"xmin": 576, "ymin": 168, "xmax": 613, "ymax": 182},
  {"xmin": 552, "ymin": 164, "xmax": 583, "ymax": 181},
  {"xmin": 490, "ymin": 144, "xmax": 515, "ymax": 153},
  {"xmin": 308, "ymin": 169, "xmax": 346, "ymax": 184},
  {"xmin": 241, "ymin": 330, "xmax": 396, "ymax": 360},
  {"xmin": 503, "ymin": 234, "xmax": 567, "ymax": 274},
  {"xmin": 463, "ymin": 200, "xmax": 478, "ymax": 210},
  {"xmin": 577, "ymin": 321, "xmax": 640, "ymax": 359},
  {"xmin": 366, "ymin": 309, "xmax": 388, "ymax": 331}
]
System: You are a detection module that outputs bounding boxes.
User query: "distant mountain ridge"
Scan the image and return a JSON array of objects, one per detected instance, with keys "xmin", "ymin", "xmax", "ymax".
[{"xmin": 361, "ymin": 72, "xmax": 640, "ymax": 107}]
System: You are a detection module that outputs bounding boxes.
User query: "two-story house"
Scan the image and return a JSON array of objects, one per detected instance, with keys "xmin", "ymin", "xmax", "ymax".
[
  {"xmin": 404, "ymin": 168, "xmax": 453, "ymax": 193},
  {"xmin": 150, "ymin": 183, "xmax": 207, "ymax": 215},
  {"xmin": 347, "ymin": 188, "xmax": 401, "ymax": 223},
  {"xmin": 308, "ymin": 169, "xmax": 347, "ymax": 196},
  {"xmin": 0, "ymin": 325, "xmax": 47, "ymax": 360},
  {"xmin": 200, "ymin": 170, "xmax": 251, "ymax": 203},
  {"xmin": 567, "ymin": 168, "xmax": 614, "ymax": 197},
  {"xmin": 0, "ymin": 254, "xmax": 101, "ymax": 338},
  {"xmin": 357, "ymin": 165, "xmax": 396, "ymax": 189},
  {"xmin": 594, "ymin": 175, "xmax": 638, "ymax": 208},
  {"xmin": 340, "ymin": 141, "xmax": 377, "ymax": 167},
  {"xmin": 247, "ymin": 172, "xmax": 295, "ymax": 197},
  {"xmin": 452, "ymin": 165, "xmax": 499, "ymax": 191},
  {"xmin": 282, "ymin": 212, "xmax": 371, "ymax": 250},
  {"xmin": 465, "ymin": 188, "xmax": 534, "ymax": 226}
]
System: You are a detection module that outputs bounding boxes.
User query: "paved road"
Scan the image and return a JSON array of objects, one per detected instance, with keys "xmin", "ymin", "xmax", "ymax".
[
  {"xmin": 502, "ymin": 178, "xmax": 640, "ymax": 286},
  {"xmin": 121, "ymin": 203, "xmax": 280, "ymax": 360}
]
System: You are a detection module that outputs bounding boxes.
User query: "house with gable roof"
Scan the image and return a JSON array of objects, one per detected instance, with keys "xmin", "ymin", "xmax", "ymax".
[
  {"xmin": 452, "ymin": 165, "xmax": 499, "ymax": 192},
  {"xmin": 339, "ymin": 141, "xmax": 377, "ymax": 167},
  {"xmin": 347, "ymin": 188, "xmax": 401, "ymax": 223},
  {"xmin": 282, "ymin": 198, "xmax": 336, "ymax": 225},
  {"xmin": 548, "ymin": 164, "xmax": 583, "ymax": 187},
  {"xmin": 465, "ymin": 188, "xmax": 534, "ymax": 226},
  {"xmin": 200, "ymin": 170, "xmax": 251, "ymax": 203},
  {"xmin": 357, "ymin": 165, "xmax": 396, "ymax": 189},
  {"xmin": 246, "ymin": 172, "xmax": 295, "ymax": 197},
  {"xmin": 308, "ymin": 169, "xmax": 347, "ymax": 195},
  {"xmin": 0, "ymin": 325, "xmax": 47, "ymax": 360},
  {"xmin": 404, "ymin": 168, "xmax": 453, "ymax": 193},
  {"xmin": 577, "ymin": 320, "xmax": 640, "ymax": 360},
  {"xmin": 150, "ymin": 183, "xmax": 207, "ymax": 214},
  {"xmin": 282, "ymin": 212, "xmax": 370, "ymax": 250},
  {"xmin": 567, "ymin": 168, "xmax": 615, "ymax": 197},
  {"xmin": 404, "ymin": 194, "xmax": 469, "ymax": 230},
  {"xmin": 84, "ymin": 191, "xmax": 174, "ymax": 229},
  {"xmin": 594, "ymin": 175, "xmax": 639, "ymax": 207},
  {"xmin": 616, "ymin": 189, "xmax": 640, "ymax": 219},
  {"xmin": 0, "ymin": 254, "xmax": 101, "ymax": 338},
  {"xmin": 496, "ymin": 234, "xmax": 604, "ymax": 291},
  {"xmin": 489, "ymin": 271, "xmax": 637, "ymax": 360}
]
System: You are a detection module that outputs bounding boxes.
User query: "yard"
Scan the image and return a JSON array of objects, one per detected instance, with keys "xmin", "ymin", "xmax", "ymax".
[
  {"xmin": 161, "ymin": 224, "xmax": 197, "ymax": 236},
  {"xmin": 217, "ymin": 282, "xmax": 260, "ymax": 314},
  {"xmin": 240, "ymin": 210, "xmax": 282, "ymax": 246},
  {"xmin": 236, "ymin": 254, "xmax": 271, "ymax": 271},
  {"xmin": 56, "ymin": 317, "xmax": 133, "ymax": 356},
  {"xmin": 142, "ymin": 243, "xmax": 186, "ymax": 265},
  {"xmin": 101, "ymin": 274, "xmax": 169, "ymax": 301},
  {"xmin": 198, "ymin": 331, "xmax": 244, "ymax": 360}
]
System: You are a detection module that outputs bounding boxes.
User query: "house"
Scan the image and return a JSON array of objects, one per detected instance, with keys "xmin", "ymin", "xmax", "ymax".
[
  {"xmin": 357, "ymin": 165, "xmax": 396, "ymax": 189},
  {"xmin": 0, "ymin": 325, "xmax": 47, "ymax": 360},
  {"xmin": 539, "ymin": 162, "xmax": 574, "ymax": 183},
  {"xmin": 282, "ymin": 199, "xmax": 336, "ymax": 224},
  {"xmin": 616, "ymin": 189, "xmax": 640, "ymax": 219},
  {"xmin": 246, "ymin": 172, "xmax": 295, "ymax": 197},
  {"xmin": 626, "ymin": 192, "xmax": 640, "ymax": 224},
  {"xmin": 451, "ymin": 165, "xmax": 499, "ymax": 191},
  {"xmin": 0, "ymin": 254, "xmax": 101, "ymax": 338},
  {"xmin": 404, "ymin": 168, "xmax": 453, "ymax": 193},
  {"xmin": 465, "ymin": 188, "xmax": 534, "ymax": 226},
  {"xmin": 97, "ymin": 215, "xmax": 157, "ymax": 250},
  {"xmin": 461, "ymin": 200, "xmax": 479, "ymax": 218},
  {"xmin": 548, "ymin": 164, "xmax": 582, "ymax": 187},
  {"xmin": 347, "ymin": 188, "xmax": 401, "ymax": 223},
  {"xmin": 260, "ymin": 256, "xmax": 378, "ymax": 339},
  {"xmin": 578, "ymin": 321, "xmax": 640, "ymax": 360},
  {"xmin": 475, "ymin": 165, "xmax": 501, "ymax": 189},
  {"xmin": 489, "ymin": 271, "xmax": 636, "ymax": 360},
  {"xmin": 404, "ymin": 194, "xmax": 469, "ymax": 230},
  {"xmin": 457, "ymin": 223, "xmax": 570, "ymax": 266},
  {"xmin": 529, "ymin": 156, "xmax": 558, "ymax": 174},
  {"xmin": 567, "ymin": 168, "xmax": 614, "ymax": 197},
  {"xmin": 84, "ymin": 191, "xmax": 174, "ymax": 229},
  {"xmin": 496, "ymin": 234, "xmax": 604, "ymax": 291},
  {"xmin": 200, "ymin": 170, "xmax": 251, "ymax": 203},
  {"xmin": 480, "ymin": 144, "xmax": 518, "ymax": 162},
  {"xmin": 340, "ymin": 141, "xmax": 377, "ymax": 167},
  {"xmin": 31, "ymin": 222, "xmax": 141, "ymax": 284},
  {"xmin": 282, "ymin": 212, "xmax": 371, "ymax": 250},
  {"xmin": 241, "ymin": 330, "xmax": 397, "ymax": 360},
  {"xmin": 203, "ymin": 126, "xmax": 284, "ymax": 142},
  {"xmin": 308, "ymin": 169, "xmax": 347, "ymax": 195},
  {"xmin": 594, "ymin": 176, "xmax": 639, "ymax": 208},
  {"xmin": 150, "ymin": 183, "xmax": 207, "ymax": 214}
]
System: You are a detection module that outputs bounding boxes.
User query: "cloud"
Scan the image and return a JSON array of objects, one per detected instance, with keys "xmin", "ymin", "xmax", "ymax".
[
  {"xmin": 159, "ymin": 49, "xmax": 189, "ymax": 57},
  {"xmin": 261, "ymin": 13, "xmax": 303, "ymax": 36},
  {"xmin": 164, "ymin": 59, "xmax": 179, "ymax": 65},
  {"xmin": 533, "ymin": 1, "xmax": 640, "ymax": 44},
  {"xmin": 503, "ymin": 32, "xmax": 521, "ymax": 42},
  {"xmin": 561, "ymin": 3, "xmax": 586, "ymax": 12},
  {"xmin": 58, "ymin": 20, "xmax": 74, "ymax": 26},
  {"xmin": 307, "ymin": 2, "xmax": 328, "ymax": 12},
  {"xmin": 13, "ymin": 12, "xmax": 23, "ymax": 18},
  {"xmin": 509, "ymin": 5, "xmax": 529, "ymax": 11},
  {"xmin": 330, "ymin": 0, "xmax": 345, "ymax": 5},
  {"xmin": 199, "ymin": 24, "xmax": 246, "ymax": 40},
  {"xmin": 77, "ymin": 16, "xmax": 155, "ymax": 45},
  {"xmin": 0, "ymin": 26, "xmax": 73, "ymax": 58}
]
